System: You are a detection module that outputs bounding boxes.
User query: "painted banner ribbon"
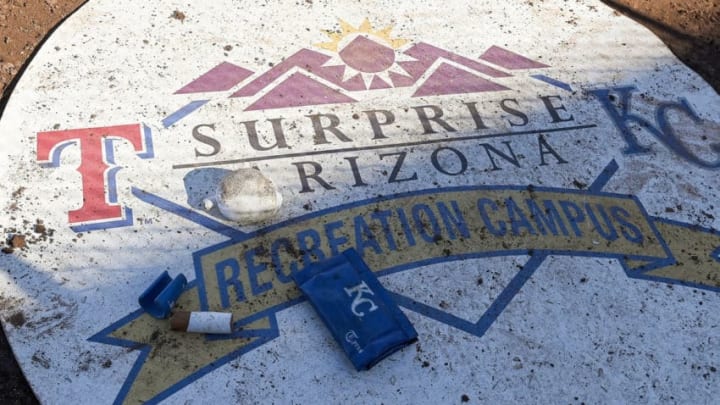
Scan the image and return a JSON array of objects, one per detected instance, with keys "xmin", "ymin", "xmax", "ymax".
[{"xmin": 93, "ymin": 165, "xmax": 720, "ymax": 405}]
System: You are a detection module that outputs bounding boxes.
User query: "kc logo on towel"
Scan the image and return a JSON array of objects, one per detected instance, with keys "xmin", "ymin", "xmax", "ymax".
[{"xmin": 344, "ymin": 281, "xmax": 379, "ymax": 317}]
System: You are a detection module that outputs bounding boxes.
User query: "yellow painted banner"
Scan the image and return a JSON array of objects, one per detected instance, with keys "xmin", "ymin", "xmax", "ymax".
[
  {"xmin": 196, "ymin": 187, "xmax": 671, "ymax": 319},
  {"xmin": 107, "ymin": 186, "xmax": 720, "ymax": 404}
]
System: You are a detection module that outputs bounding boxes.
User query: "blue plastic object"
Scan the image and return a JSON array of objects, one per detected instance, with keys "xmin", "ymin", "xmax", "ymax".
[
  {"xmin": 292, "ymin": 249, "xmax": 418, "ymax": 371},
  {"xmin": 138, "ymin": 271, "xmax": 187, "ymax": 319}
]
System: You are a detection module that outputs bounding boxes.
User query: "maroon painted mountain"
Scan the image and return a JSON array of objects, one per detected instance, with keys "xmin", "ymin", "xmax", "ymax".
[{"xmin": 174, "ymin": 41, "xmax": 549, "ymax": 110}]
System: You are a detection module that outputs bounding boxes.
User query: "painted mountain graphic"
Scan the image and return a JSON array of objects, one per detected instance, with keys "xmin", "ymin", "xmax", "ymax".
[
  {"xmin": 244, "ymin": 72, "xmax": 357, "ymax": 111},
  {"xmin": 174, "ymin": 39, "xmax": 551, "ymax": 111}
]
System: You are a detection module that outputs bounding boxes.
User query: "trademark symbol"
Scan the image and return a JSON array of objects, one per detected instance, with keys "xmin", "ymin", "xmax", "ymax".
[{"xmin": 139, "ymin": 217, "xmax": 155, "ymax": 225}]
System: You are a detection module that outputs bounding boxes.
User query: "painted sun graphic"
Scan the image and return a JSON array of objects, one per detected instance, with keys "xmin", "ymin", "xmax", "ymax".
[{"xmin": 316, "ymin": 18, "xmax": 415, "ymax": 88}]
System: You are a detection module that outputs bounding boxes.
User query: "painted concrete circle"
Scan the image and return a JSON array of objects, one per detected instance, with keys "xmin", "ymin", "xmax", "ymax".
[{"xmin": 1, "ymin": 0, "xmax": 719, "ymax": 403}]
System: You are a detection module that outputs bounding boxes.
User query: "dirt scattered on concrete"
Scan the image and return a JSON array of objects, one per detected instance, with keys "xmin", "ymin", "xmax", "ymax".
[
  {"xmin": 6, "ymin": 312, "xmax": 26, "ymax": 329},
  {"xmin": 9, "ymin": 235, "xmax": 26, "ymax": 249},
  {"xmin": 171, "ymin": 10, "xmax": 186, "ymax": 22},
  {"xmin": 33, "ymin": 221, "xmax": 46, "ymax": 234},
  {"xmin": 30, "ymin": 351, "xmax": 50, "ymax": 369},
  {"xmin": 23, "ymin": 294, "xmax": 78, "ymax": 337},
  {"xmin": 0, "ymin": 1, "xmax": 717, "ymax": 404},
  {"xmin": 75, "ymin": 350, "xmax": 97, "ymax": 373},
  {"xmin": 2, "ymin": 219, "xmax": 56, "ymax": 255},
  {"xmin": 2, "ymin": 234, "xmax": 26, "ymax": 254}
]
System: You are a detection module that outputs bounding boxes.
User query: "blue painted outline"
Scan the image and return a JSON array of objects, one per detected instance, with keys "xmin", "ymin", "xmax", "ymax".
[
  {"xmin": 88, "ymin": 280, "xmax": 281, "ymax": 405},
  {"xmin": 620, "ymin": 216, "xmax": 720, "ymax": 293},
  {"xmin": 389, "ymin": 253, "xmax": 547, "ymax": 337},
  {"xmin": 531, "ymin": 74, "xmax": 573, "ymax": 92},
  {"xmin": 138, "ymin": 321, "xmax": 276, "ymax": 405},
  {"xmin": 162, "ymin": 100, "xmax": 210, "ymax": 128},
  {"xmin": 88, "ymin": 308, "xmax": 151, "ymax": 405},
  {"xmin": 138, "ymin": 125, "xmax": 155, "ymax": 159},
  {"xmin": 132, "ymin": 187, "xmax": 241, "ymax": 238},
  {"xmin": 588, "ymin": 159, "xmax": 618, "ymax": 191},
  {"xmin": 104, "ymin": 124, "xmax": 156, "ymax": 206},
  {"xmin": 203, "ymin": 244, "xmax": 674, "ymax": 345},
  {"xmin": 104, "ymin": 138, "xmax": 121, "ymax": 204},
  {"xmin": 95, "ymin": 160, "xmax": 720, "ymax": 404},
  {"xmin": 70, "ymin": 207, "xmax": 134, "ymax": 233},
  {"xmin": 39, "ymin": 140, "xmax": 76, "ymax": 168}
]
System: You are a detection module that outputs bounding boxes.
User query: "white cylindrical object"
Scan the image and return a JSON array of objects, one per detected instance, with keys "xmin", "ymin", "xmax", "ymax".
[{"xmin": 170, "ymin": 311, "xmax": 233, "ymax": 334}]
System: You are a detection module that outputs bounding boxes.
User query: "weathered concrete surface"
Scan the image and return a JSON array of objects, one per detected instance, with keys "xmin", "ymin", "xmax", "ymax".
[{"xmin": 1, "ymin": 1, "xmax": 719, "ymax": 403}]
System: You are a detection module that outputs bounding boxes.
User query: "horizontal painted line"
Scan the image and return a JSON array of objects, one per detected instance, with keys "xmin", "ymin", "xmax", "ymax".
[{"xmin": 172, "ymin": 123, "xmax": 597, "ymax": 169}]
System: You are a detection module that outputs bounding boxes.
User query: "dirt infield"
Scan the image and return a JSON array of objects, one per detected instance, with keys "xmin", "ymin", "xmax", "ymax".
[
  {"xmin": 602, "ymin": 0, "xmax": 719, "ymax": 92},
  {"xmin": 0, "ymin": 1, "xmax": 718, "ymax": 403}
]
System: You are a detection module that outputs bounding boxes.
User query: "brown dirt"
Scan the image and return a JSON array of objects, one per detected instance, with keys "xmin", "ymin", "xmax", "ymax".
[
  {"xmin": 0, "ymin": 0, "xmax": 718, "ymax": 403},
  {"xmin": 0, "ymin": 0, "xmax": 86, "ymax": 99},
  {"xmin": 602, "ymin": 0, "xmax": 720, "ymax": 92}
]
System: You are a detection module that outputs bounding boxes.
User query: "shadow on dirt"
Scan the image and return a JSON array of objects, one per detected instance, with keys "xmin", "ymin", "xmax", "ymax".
[
  {"xmin": 0, "ymin": 322, "xmax": 38, "ymax": 404},
  {"xmin": 601, "ymin": 0, "xmax": 720, "ymax": 93}
]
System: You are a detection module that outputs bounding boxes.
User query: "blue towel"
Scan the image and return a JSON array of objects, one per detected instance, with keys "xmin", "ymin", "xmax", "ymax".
[{"xmin": 292, "ymin": 248, "xmax": 418, "ymax": 371}]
